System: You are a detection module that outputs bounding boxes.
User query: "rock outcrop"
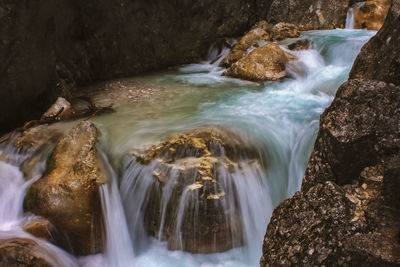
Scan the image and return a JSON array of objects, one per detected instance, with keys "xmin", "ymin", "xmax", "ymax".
[
  {"xmin": 266, "ymin": 0, "xmax": 350, "ymax": 30},
  {"xmin": 0, "ymin": 238, "xmax": 52, "ymax": 266},
  {"xmin": 261, "ymin": 0, "xmax": 400, "ymax": 265},
  {"xmin": 224, "ymin": 43, "xmax": 297, "ymax": 82},
  {"xmin": 353, "ymin": 0, "xmax": 391, "ymax": 30},
  {"xmin": 133, "ymin": 128, "xmax": 261, "ymax": 253},
  {"xmin": 24, "ymin": 121, "xmax": 106, "ymax": 255}
]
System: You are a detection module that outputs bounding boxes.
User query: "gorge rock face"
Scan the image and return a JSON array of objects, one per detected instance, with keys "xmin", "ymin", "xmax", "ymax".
[
  {"xmin": 224, "ymin": 43, "xmax": 297, "ymax": 82},
  {"xmin": 270, "ymin": 22, "xmax": 300, "ymax": 40},
  {"xmin": 353, "ymin": 0, "xmax": 391, "ymax": 30},
  {"xmin": 261, "ymin": 1, "xmax": 400, "ymax": 265},
  {"xmin": 0, "ymin": 238, "xmax": 52, "ymax": 266},
  {"xmin": 133, "ymin": 128, "xmax": 261, "ymax": 253},
  {"xmin": 24, "ymin": 121, "xmax": 106, "ymax": 255},
  {"xmin": 0, "ymin": 0, "xmax": 268, "ymax": 134},
  {"xmin": 266, "ymin": 0, "xmax": 350, "ymax": 30}
]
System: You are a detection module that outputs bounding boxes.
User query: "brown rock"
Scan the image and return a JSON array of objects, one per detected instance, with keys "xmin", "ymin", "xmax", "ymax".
[
  {"xmin": 288, "ymin": 39, "xmax": 313, "ymax": 50},
  {"xmin": 353, "ymin": 0, "xmax": 391, "ymax": 30},
  {"xmin": 13, "ymin": 125, "xmax": 62, "ymax": 150},
  {"xmin": 24, "ymin": 121, "xmax": 106, "ymax": 255},
  {"xmin": 133, "ymin": 127, "xmax": 262, "ymax": 253},
  {"xmin": 220, "ymin": 26, "xmax": 270, "ymax": 67},
  {"xmin": 0, "ymin": 238, "xmax": 52, "ymax": 266},
  {"xmin": 224, "ymin": 43, "xmax": 297, "ymax": 81},
  {"xmin": 271, "ymin": 22, "xmax": 300, "ymax": 40},
  {"xmin": 266, "ymin": 0, "xmax": 350, "ymax": 30}
]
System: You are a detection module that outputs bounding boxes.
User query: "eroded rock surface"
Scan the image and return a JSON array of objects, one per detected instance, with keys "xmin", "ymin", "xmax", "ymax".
[
  {"xmin": 24, "ymin": 121, "xmax": 106, "ymax": 255},
  {"xmin": 261, "ymin": 1, "xmax": 400, "ymax": 265},
  {"xmin": 266, "ymin": 0, "xmax": 350, "ymax": 30},
  {"xmin": 0, "ymin": 238, "xmax": 52, "ymax": 266},
  {"xmin": 224, "ymin": 43, "xmax": 297, "ymax": 81},
  {"xmin": 353, "ymin": 0, "xmax": 391, "ymax": 30},
  {"xmin": 133, "ymin": 128, "xmax": 262, "ymax": 253}
]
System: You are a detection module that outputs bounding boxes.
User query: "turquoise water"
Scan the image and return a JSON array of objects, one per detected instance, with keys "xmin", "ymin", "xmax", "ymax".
[{"xmin": 0, "ymin": 29, "xmax": 375, "ymax": 267}]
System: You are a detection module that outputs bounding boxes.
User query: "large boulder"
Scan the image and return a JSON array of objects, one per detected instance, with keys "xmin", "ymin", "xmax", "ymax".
[
  {"xmin": 220, "ymin": 26, "xmax": 270, "ymax": 67},
  {"xmin": 353, "ymin": 0, "xmax": 391, "ymax": 30},
  {"xmin": 224, "ymin": 43, "xmax": 297, "ymax": 81},
  {"xmin": 132, "ymin": 128, "xmax": 262, "ymax": 253},
  {"xmin": 270, "ymin": 22, "xmax": 300, "ymax": 40},
  {"xmin": 261, "ymin": 1, "xmax": 400, "ymax": 264},
  {"xmin": 0, "ymin": 238, "xmax": 52, "ymax": 266},
  {"xmin": 266, "ymin": 0, "xmax": 350, "ymax": 30},
  {"xmin": 24, "ymin": 121, "xmax": 106, "ymax": 255}
]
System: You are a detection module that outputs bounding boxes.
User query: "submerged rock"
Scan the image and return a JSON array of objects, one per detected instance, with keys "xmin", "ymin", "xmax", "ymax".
[
  {"xmin": 24, "ymin": 121, "xmax": 106, "ymax": 255},
  {"xmin": 288, "ymin": 39, "xmax": 313, "ymax": 50},
  {"xmin": 132, "ymin": 127, "xmax": 262, "ymax": 253},
  {"xmin": 353, "ymin": 0, "xmax": 391, "ymax": 30},
  {"xmin": 224, "ymin": 43, "xmax": 297, "ymax": 82},
  {"xmin": 0, "ymin": 238, "xmax": 52, "ymax": 266}
]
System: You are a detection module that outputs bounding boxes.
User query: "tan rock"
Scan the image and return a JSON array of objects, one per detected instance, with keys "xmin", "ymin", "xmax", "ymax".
[
  {"xmin": 24, "ymin": 121, "xmax": 106, "ymax": 255},
  {"xmin": 0, "ymin": 238, "xmax": 52, "ymax": 266},
  {"xmin": 224, "ymin": 43, "xmax": 297, "ymax": 82},
  {"xmin": 41, "ymin": 97, "xmax": 71, "ymax": 120},
  {"xmin": 271, "ymin": 22, "xmax": 300, "ymax": 40},
  {"xmin": 221, "ymin": 27, "xmax": 270, "ymax": 67},
  {"xmin": 354, "ymin": 0, "xmax": 391, "ymax": 30}
]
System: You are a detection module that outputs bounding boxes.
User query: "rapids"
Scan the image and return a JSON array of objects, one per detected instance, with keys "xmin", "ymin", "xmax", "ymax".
[{"xmin": 0, "ymin": 29, "xmax": 375, "ymax": 266}]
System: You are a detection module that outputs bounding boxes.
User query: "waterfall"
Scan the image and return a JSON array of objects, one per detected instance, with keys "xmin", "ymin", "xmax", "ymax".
[
  {"xmin": 346, "ymin": 2, "xmax": 366, "ymax": 29},
  {"xmin": 0, "ymin": 29, "xmax": 375, "ymax": 267}
]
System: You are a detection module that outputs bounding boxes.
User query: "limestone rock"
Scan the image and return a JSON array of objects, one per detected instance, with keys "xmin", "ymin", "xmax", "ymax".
[
  {"xmin": 41, "ymin": 97, "xmax": 71, "ymax": 120},
  {"xmin": 266, "ymin": 0, "xmax": 350, "ymax": 30},
  {"xmin": 24, "ymin": 121, "xmax": 106, "ymax": 255},
  {"xmin": 133, "ymin": 127, "xmax": 261, "ymax": 253},
  {"xmin": 353, "ymin": 0, "xmax": 391, "ymax": 30},
  {"xmin": 220, "ymin": 27, "xmax": 270, "ymax": 67},
  {"xmin": 0, "ymin": 238, "xmax": 52, "ymax": 266},
  {"xmin": 271, "ymin": 22, "xmax": 300, "ymax": 40},
  {"xmin": 224, "ymin": 43, "xmax": 297, "ymax": 82}
]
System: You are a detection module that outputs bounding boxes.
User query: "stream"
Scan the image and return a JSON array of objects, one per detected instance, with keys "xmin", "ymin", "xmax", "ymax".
[{"xmin": 0, "ymin": 29, "xmax": 374, "ymax": 266}]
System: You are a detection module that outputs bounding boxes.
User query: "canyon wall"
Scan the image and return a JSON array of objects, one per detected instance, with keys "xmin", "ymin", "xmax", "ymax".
[
  {"xmin": 261, "ymin": 0, "xmax": 400, "ymax": 265},
  {"xmin": 0, "ymin": 0, "xmax": 271, "ymax": 133}
]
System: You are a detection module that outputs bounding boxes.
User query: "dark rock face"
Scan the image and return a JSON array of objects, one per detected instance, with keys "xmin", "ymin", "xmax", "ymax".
[
  {"xmin": 261, "ymin": 1, "xmax": 400, "ymax": 265},
  {"xmin": 24, "ymin": 121, "xmax": 106, "ymax": 255},
  {"xmin": 0, "ymin": 238, "xmax": 52, "ymax": 266},
  {"xmin": 266, "ymin": 0, "xmax": 350, "ymax": 30},
  {"xmin": 350, "ymin": 0, "xmax": 400, "ymax": 85},
  {"xmin": 0, "ymin": 0, "xmax": 57, "ymax": 133},
  {"xmin": 0, "ymin": 0, "xmax": 269, "ymax": 133}
]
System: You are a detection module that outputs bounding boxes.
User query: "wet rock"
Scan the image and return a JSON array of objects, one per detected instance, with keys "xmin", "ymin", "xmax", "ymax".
[
  {"xmin": 221, "ymin": 27, "xmax": 270, "ymax": 67},
  {"xmin": 224, "ymin": 43, "xmax": 297, "ymax": 82},
  {"xmin": 24, "ymin": 121, "xmax": 106, "ymax": 255},
  {"xmin": 0, "ymin": 238, "xmax": 52, "ymax": 266},
  {"xmin": 22, "ymin": 217, "xmax": 55, "ymax": 241},
  {"xmin": 41, "ymin": 97, "xmax": 71, "ymax": 120},
  {"xmin": 288, "ymin": 39, "xmax": 313, "ymax": 50},
  {"xmin": 350, "ymin": 0, "xmax": 400, "ymax": 86},
  {"xmin": 261, "ymin": 3, "xmax": 400, "ymax": 264},
  {"xmin": 133, "ymin": 127, "xmax": 261, "ymax": 253},
  {"xmin": 271, "ymin": 22, "xmax": 300, "ymax": 40},
  {"xmin": 13, "ymin": 125, "xmax": 62, "ymax": 150},
  {"xmin": 266, "ymin": 0, "xmax": 350, "ymax": 30},
  {"xmin": 353, "ymin": 0, "xmax": 391, "ymax": 30}
]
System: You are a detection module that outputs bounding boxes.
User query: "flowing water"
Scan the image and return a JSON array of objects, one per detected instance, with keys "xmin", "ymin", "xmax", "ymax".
[
  {"xmin": 346, "ymin": 2, "xmax": 366, "ymax": 29},
  {"xmin": 0, "ymin": 29, "xmax": 375, "ymax": 266}
]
